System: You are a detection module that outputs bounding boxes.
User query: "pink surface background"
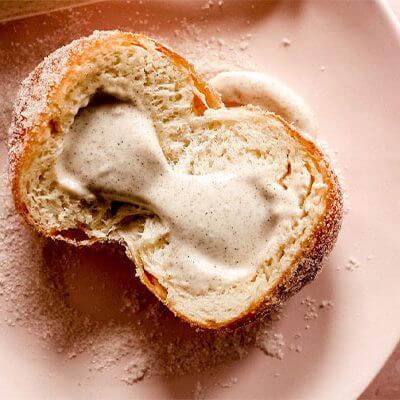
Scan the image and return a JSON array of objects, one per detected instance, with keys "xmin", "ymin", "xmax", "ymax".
[
  {"xmin": 360, "ymin": 2, "xmax": 400, "ymax": 397},
  {"xmin": 0, "ymin": 1, "xmax": 398, "ymax": 398}
]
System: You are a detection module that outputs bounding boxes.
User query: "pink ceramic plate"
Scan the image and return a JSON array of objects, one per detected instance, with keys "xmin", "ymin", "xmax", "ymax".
[{"xmin": 0, "ymin": 1, "xmax": 399, "ymax": 399}]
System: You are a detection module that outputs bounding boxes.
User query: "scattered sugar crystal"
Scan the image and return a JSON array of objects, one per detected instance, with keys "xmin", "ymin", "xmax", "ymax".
[
  {"xmin": 301, "ymin": 296, "xmax": 319, "ymax": 320},
  {"xmin": 239, "ymin": 41, "xmax": 249, "ymax": 51},
  {"xmin": 319, "ymin": 300, "xmax": 334, "ymax": 309},
  {"xmin": 218, "ymin": 377, "xmax": 239, "ymax": 388},
  {"xmin": 256, "ymin": 330, "xmax": 285, "ymax": 360},
  {"xmin": 281, "ymin": 37, "xmax": 291, "ymax": 47},
  {"xmin": 201, "ymin": 0, "xmax": 214, "ymax": 10},
  {"xmin": 293, "ymin": 332, "xmax": 302, "ymax": 339},
  {"xmin": 346, "ymin": 256, "xmax": 361, "ymax": 271},
  {"xmin": 289, "ymin": 343, "xmax": 303, "ymax": 353},
  {"xmin": 121, "ymin": 360, "xmax": 148, "ymax": 385}
]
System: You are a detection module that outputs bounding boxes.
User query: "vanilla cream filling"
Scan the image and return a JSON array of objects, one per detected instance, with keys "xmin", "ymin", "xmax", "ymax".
[
  {"xmin": 209, "ymin": 71, "xmax": 317, "ymax": 135},
  {"xmin": 55, "ymin": 102, "xmax": 303, "ymax": 294}
]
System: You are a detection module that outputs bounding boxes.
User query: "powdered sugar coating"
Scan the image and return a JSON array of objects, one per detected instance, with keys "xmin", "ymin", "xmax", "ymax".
[{"xmin": 8, "ymin": 30, "xmax": 120, "ymax": 178}]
